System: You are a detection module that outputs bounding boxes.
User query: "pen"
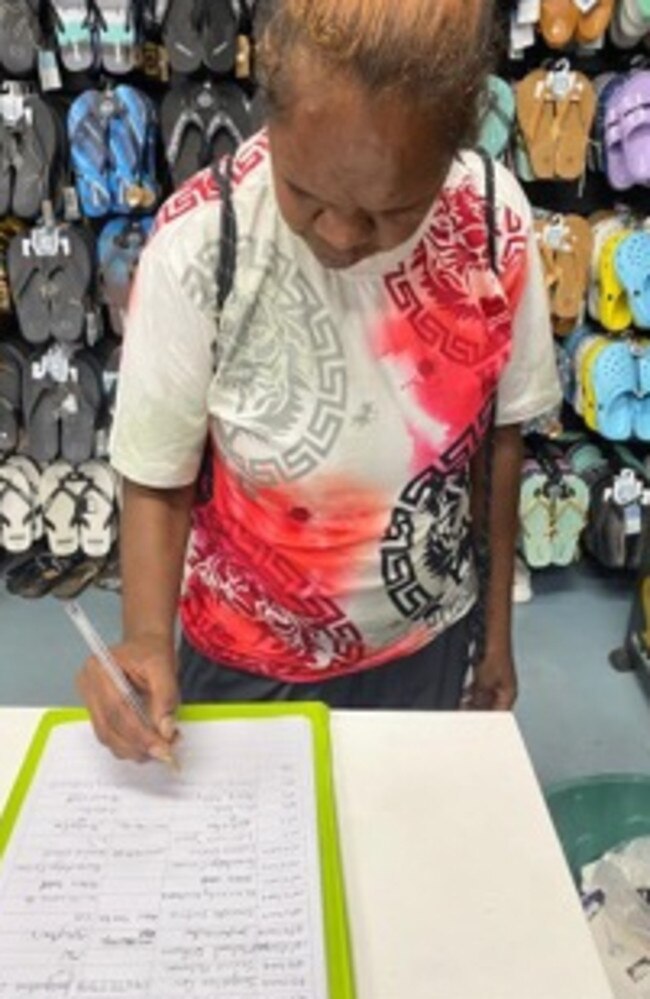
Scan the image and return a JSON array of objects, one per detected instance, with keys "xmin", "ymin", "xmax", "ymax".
[{"xmin": 63, "ymin": 600, "xmax": 178, "ymax": 771}]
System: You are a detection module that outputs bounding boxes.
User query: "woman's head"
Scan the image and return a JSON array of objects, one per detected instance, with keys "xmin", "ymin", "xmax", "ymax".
[{"xmin": 258, "ymin": 0, "xmax": 497, "ymax": 269}]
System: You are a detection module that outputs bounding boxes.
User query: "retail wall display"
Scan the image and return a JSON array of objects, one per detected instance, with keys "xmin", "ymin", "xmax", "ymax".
[
  {"xmin": 506, "ymin": 0, "xmax": 650, "ymax": 580},
  {"xmin": 0, "ymin": 0, "xmax": 257, "ymax": 598}
]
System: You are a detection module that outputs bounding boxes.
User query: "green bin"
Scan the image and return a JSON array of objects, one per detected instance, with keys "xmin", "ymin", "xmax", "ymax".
[{"xmin": 545, "ymin": 773, "xmax": 650, "ymax": 885}]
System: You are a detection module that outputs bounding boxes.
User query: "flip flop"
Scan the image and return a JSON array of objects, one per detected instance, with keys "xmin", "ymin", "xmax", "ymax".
[
  {"xmin": 539, "ymin": 0, "xmax": 580, "ymax": 48},
  {"xmin": 549, "ymin": 465, "xmax": 590, "ymax": 566},
  {"xmin": 0, "ymin": 119, "xmax": 13, "ymax": 217},
  {"xmin": 11, "ymin": 95, "xmax": 59, "ymax": 219},
  {"xmin": 516, "ymin": 69, "xmax": 557, "ymax": 180},
  {"xmin": 615, "ymin": 231, "xmax": 650, "ymax": 330},
  {"xmin": 39, "ymin": 459, "xmax": 81, "ymax": 556},
  {"xmin": 554, "ymin": 71, "xmax": 597, "ymax": 181},
  {"xmin": 49, "ymin": 0, "xmax": 95, "ymax": 73},
  {"xmin": 98, "ymin": 217, "xmax": 151, "ymax": 335},
  {"xmin": 478, "ymin": 77, "xmax": 516, "ymax": 160},
  {"xmin": 162, "ymin": 0, "xmax": 203, "ymax": 73},
  {"xmin": 95, "ymin": 0, "xmax": 137, "ymax": 75},
  {"xmin": 7, "ymin": 230, "xmax": 51, "ymax": 344},
  {"xmin": 6, "ymin": 452, "xmax": 42, "ymax": 539},
  {"xmin": 0, "ymin": 0, "xmax": 41, "ymax": 75},
  {"xmin": 5, "ymin": 548, "xmax": 83, "ymax": 597},
  {"xmin": 519, "ymin": 459, "xmax": 553, "ymax": 569},
  {"xmin": 576, "ymin": 0, "xmax": 616, "ymax": 44},
  {"xmin": 553, "ymin": 215, "xmax": 593, "ymax": 327},
  {"xmin": 109, "ymin": 85, "xmax": 158, "ymax": 213},
  {"xmin": 50, "ymin": 552, "xmax": 108, "ymax": 599},
  {"xmin": 202, "ymin": 81, "xmax": 251, "ymax": 164},
  {"xmin": 620, "ymin": 71, "xmax": 650, "ymax": 186},
  {"xmin": 0, "ymin": 338, "xmax": 27, "ymax": 452},
  {"xmin": 22, "ymin": 351, "xmax": 61, "ymax": 462},
  {"xmin": 58, "ymin": 349, "xmax": 103, "ymax": 464},
  {"xmin": 49, "ymin": 226, "xmax": 95, "ymax": 344},
  {"xmin": 68, "ymin": 90, "xmax": 112, "ymax": 218},
  {"xmin": 76, "ymin": 458, "xmax": 117, "ymax": 557},
  {"xmin": 202, "ymin": 0, "xmax": 241, "ymax": 74},
  {"xmin": 0, "ymin": 459, "xmax": 33, "ymax": 551},
  {"xmin": 599, "ymin": 230, "xmax": 634, "ymax": 332},
  {"xmin": 603, "ymin": 80, "xmax": 636, "ymax": 190},
  {"xmin": 92, "ymin": 542, "xmax": 121, "ymax": 591},
  {"xmin": 161, "ymin": 82, "xmax": 205, "ymax": 189}
]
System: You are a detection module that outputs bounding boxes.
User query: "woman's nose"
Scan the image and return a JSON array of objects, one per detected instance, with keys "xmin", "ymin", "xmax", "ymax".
[{"xmin": 312, "ymin": 207, "xmax": 372, "ymax": 253}]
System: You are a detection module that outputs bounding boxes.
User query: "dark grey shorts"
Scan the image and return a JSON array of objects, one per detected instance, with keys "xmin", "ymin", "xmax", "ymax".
[{"xmin": 179, "ymin": 612, "xmax": 473, "ymax": 710}]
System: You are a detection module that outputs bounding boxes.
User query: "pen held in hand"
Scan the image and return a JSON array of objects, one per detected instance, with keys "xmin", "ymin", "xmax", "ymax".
[{"xmin": 63, "ymin": 600, "xmax": 179, "ymax": 771}]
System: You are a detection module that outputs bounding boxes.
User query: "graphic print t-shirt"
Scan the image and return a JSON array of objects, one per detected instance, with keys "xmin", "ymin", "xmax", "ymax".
[{"xmin": 111, "ymin": 132, "xmax": 561, "ymax": 681}]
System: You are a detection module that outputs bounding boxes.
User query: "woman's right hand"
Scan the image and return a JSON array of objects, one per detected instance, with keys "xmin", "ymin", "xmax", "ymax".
[{"xmin": 76, "ymin": 635, "xmax": 180, "ymax": 764}]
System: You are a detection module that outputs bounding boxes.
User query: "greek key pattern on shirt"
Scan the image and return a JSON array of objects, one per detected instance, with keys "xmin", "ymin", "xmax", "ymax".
[
  {"xmin": 184, "ymin": 237, "xmax": 348, "ymax": 486},
  {"xmin": 184, "ymin": 513, "xmax": 365, "ymax": 674},
  {"xmin": 380, "ymin": 466, "xmax": 473, "ymax": 623}
]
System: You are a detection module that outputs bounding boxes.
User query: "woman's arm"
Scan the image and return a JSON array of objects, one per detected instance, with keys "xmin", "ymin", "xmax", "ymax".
[
  {"xmin": 76, "ymin": 478, "xmax": 195, "ymax": 761},
  {"xmin": 469, "ymin": 423, "xmax": 524, "ymax": 709}
]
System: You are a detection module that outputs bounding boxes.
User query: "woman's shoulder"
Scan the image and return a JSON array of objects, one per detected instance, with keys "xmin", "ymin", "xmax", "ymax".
[{"xmin": 449, "ymin": 151, "xmax": 532, "ymax": 228}]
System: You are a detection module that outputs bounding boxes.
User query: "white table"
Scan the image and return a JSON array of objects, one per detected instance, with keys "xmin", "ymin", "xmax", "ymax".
[{"xmin": 0, "ymin": 708, "xmax": 613, "ymax": 999}]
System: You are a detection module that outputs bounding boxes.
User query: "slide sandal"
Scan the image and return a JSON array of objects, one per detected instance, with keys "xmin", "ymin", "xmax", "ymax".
[
  {"xmin": 0, "ymin": 338, "xmax": 27, "ymax": 451},
  {"xmin": 477, "ymin": 76, "xmax": 515, "ymax": 160},
  {"xmin": 620, "ymin": 71, "xmax": 650, "ymax": 186},
  {"xmin": 96, "ymin": 0, "xmax": 137, "ymax": 75},
  {"xmin": 202, "ymin": 0, "xmax": 241, "ymax": 74},
  {"xmin": 97, "ymin": 216, "xmax": 152, "ymax": 335},
  {"xmin": 615, "ymin": 231, "xmax": 650, "ymax": 330},
  {"xmin": 599, "ymin": 230, "xmax": 633, "ymax": 332},
  {"xmin": 161, "ymin": 82, "xmax": 206, "ymax": 189},
  {"xmin": 592, "ymin": 74, "xmax": 623, "ymax": 175},
  {"xmin": 0, "ymin": 459, "xmax": 34, "ymax": 551},
  {"xmin": 22, "ymin": 353, "xmax": 61, "ymax": 462},
  {"xmin": 554, "ymin": 72, "xmax": 597, "ymax": 181},
  {"xmin": 539, "ymin": 0, "xmax": 579, "ymax": 48},
  {"xmin": 603, "ymin": 82, "xmax": 636, "ymax": 191},
  {"xmin": 576, "ymin": 0, "xmax": 615, "ymax": 44},
  {"xmin": 49, "ymin": 0, "xmax": 94, "ymax": 73},
  {"xmin": 635, "ymin": 340, "xmax": 650, "ymax": 440},
  {"xmin": 109, "ymin": 85, "xmax": 158, "ymax": 212},
  {"xmin": 68, "ymin": 90, "xmax": 112, "ymax": 218},
  {"xmin": 76, "ymin": 458, "xmax": 117, "ymax": 557},
  {"xmin": 162, "ymin": 0, "xmax": 203, "ymax": 73},
  {"xmin": 59, "ymin": 349, "xmax": 103, "ymax": 464},
  {"xmin": 516, "ymin": 70, "xmax": 557, "ymax": 180},
  {"xmin": 591, "ymin": 340, "xmax": 637, "ymax": 439},
  {"xmin": 39, "ymin": 459, "xmax": 81, "ymax": 556},
  {"xmin": 11, "ymin": 95, "xmax": 59, "ymax": 219},
  {"xmin": 519, "ymin": 459, "xmax": 553, "ymax": 569}
]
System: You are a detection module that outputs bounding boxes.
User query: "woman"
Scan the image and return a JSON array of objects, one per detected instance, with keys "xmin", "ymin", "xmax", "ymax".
[{"xmin": 78, "ymin": 0, "xmax": 561, "ymax": 762}]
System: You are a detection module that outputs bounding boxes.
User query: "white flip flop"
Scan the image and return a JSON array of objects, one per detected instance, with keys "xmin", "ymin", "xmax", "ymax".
[{"xmin": 39, "ymin": 460, "xmax": 81, "ymax": 556}]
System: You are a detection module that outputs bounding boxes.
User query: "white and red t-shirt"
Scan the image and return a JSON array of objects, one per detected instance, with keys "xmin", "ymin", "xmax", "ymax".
[{"xmin": 111, "ymin": 131, "xmax": 560, "ymax": 682}]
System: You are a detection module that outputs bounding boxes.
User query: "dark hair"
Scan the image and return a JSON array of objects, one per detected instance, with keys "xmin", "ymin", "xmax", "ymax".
[{"xmin": 256, "ymin": 0, "xmax": 499, "ymax": 153}]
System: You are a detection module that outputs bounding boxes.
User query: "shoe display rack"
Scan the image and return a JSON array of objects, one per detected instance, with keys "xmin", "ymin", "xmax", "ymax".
[
  {"xmin": 488, "ymin": 0, "xmax": 650, "ymax": 617},
  {"xmin": 0, "ymin": 0, "xmax": 258, "ymax": 598}
]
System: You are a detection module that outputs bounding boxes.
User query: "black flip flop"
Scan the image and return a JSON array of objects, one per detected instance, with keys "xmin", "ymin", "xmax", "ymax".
[
  {"xmin": 202, "ymin": 0, "xmax": 241, "ymax": 74},
  {"xmin": 5, "ymin": 549, "xmax": 83, "ymax": 598},
  {"xmin": 161, "ymin": 82, "xmax": 206, "ymax": 190},
  {"xmin": 60, "ymin": 349, "xmax": 103, "ymax": 464},
  {"xmin": 12, "ymin": 95, "xmax": 59, "ymax": 219},
  {"xmin": 49, "ymin": 225, "xmax": 94, "ymax": 344},
  {"xmin": 0, "ymin": 0, "xmax": 41, "ymax": 76},
  {"xmin": 22, "ymin": 351, "xmax": 61, "ymax": 462},
  {"xmin": 204, "ymin": 81, "xmax": 252, "ymax": 164},
  {"xmin": 50, "ymin": 552, "xmax": 108, "ymax": 599},
  {"xmin": 0, "ymin": 337, "xmax": 27, "ymax": 452},
  {"xmin": 162, "ymin": 0, "xmax": 203, "ymax": 74}
]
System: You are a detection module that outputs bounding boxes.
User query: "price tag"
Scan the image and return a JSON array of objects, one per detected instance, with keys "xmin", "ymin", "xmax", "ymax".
[
  {"xmin": 613, "ymin": 469, "xmax": 643, "ymax": 507},
  {"xmin": 573, "ymin": 0, "xmax": 598, "ymax": 12},
  {"xmin": 517, "ymin": 0, "xmax": 541, "ymax": 24},
  {"xmin": 624, "ymin": 503, "xmax": 642, "ymax": 537},
  {"xmin": 63, "ymin": 186, "xmax": 81, "ymax": 222},
  {"xmin": 38, "ymin": 49, "xmax": 62, "ymax": 92},
  {"xmin": 31, "ymin": 226, "xmax": 60, "ymax": 258}
]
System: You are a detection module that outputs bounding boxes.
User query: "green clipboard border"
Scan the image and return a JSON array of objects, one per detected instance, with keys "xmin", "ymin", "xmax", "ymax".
[{"xmin": 0, "ymin": 703, "xmax": 356, "ymax": 999}]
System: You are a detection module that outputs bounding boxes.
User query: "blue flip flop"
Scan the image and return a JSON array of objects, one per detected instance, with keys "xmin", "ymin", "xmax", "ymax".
[
  {"xmin": 615, "ymin": 231, "xmax": 650, "ymax": 330},
  {"xmin": 97, "ymin": 216, "xmax": 153, "ymax": 334},
  {"xmin": 478, "ymin": 76, "xmax": 515, "ymax": 160},
  {"xmin": 591, "ymin": 341, "xmax": 637, "ymax": 440},
  {"xmin": 109, "ymin": 85, "xmax": 158, "ymax": 213},
  {"xmin": 67, "ymin": 90, "xmax": 111, "ymax": 218}
]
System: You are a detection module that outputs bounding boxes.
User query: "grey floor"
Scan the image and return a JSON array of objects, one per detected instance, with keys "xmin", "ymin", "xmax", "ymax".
[{"xmin": 0, "ymin": 563, "xmax": 647, "ymax": 789}]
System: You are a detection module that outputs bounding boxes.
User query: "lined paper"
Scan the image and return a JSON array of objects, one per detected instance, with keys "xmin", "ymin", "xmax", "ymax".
[{"xmin": 0, "ymin": 717, "xmax": 328, "ymax": 998}]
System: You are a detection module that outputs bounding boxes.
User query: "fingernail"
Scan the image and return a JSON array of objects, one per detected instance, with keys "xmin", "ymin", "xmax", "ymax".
[
  {"xmin": 158, "ymin": 714, "xmax": 177, "ymax": 741},
  {"xmin": 149, "ymin": 745, "xmax": 175, "ymax": 766}
]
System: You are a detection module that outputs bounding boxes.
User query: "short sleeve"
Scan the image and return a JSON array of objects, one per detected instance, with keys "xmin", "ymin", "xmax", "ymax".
[
  {"xmin": 109, "ymin": 241, "xmax": 216, "ymax": 488},
  {"xmin": 496, "ymin": 226, "xmax": 562, "ymax": 427}
]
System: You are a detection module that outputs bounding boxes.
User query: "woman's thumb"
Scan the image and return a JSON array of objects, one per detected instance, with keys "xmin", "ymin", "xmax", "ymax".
[{"xmin": 149, "ymin": 669, "xmax": 180, "ymax": 742}]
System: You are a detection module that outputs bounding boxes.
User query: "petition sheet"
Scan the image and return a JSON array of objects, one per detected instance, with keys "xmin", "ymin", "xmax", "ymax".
[{"xmin": 0, "ymin": 717, "xmax": 328, "ymax": 998}]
